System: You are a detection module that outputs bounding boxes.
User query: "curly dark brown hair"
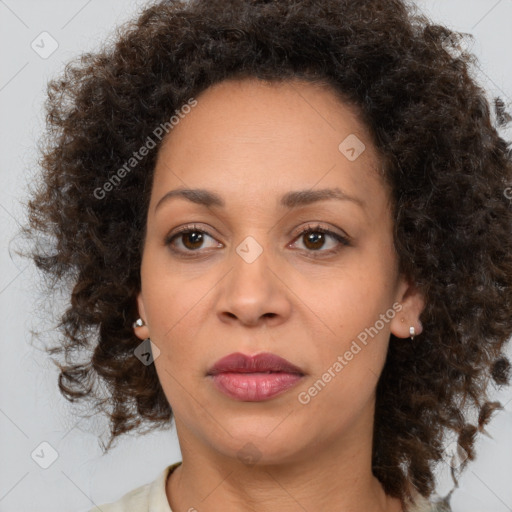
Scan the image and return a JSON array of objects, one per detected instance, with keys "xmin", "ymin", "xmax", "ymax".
[{"xmin": 22, "ymin": 0, "xmax": 512, "ymax": 508}]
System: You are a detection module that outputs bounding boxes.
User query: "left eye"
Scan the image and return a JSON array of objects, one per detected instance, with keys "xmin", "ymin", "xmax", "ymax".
[{"xmin": 290, "ymin": 224, "xmax": 350, "ymax": 254}]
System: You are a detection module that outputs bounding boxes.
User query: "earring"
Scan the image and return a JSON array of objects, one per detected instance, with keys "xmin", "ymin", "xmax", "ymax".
[
  {"xmin": 409, "ymin": 326, "xmax": 415, "ymax": 340},
  {"xmin": 133, "ymin": 318, "xmax": 145, "ymax": 328}
]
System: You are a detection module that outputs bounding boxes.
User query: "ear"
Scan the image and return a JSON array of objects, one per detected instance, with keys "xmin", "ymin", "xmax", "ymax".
[
  {"xmin": 390, "ymin": 274, "xmax": 425, "ymax": 339},
  {"xmin": 133, "ymin": 291, "xmax": 150, "ymax": 340}
]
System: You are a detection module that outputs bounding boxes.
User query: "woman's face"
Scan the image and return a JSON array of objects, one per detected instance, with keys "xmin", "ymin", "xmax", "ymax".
[{"xmin": 136, "ymin": 78, "xmax": 423, "ymax": 465}]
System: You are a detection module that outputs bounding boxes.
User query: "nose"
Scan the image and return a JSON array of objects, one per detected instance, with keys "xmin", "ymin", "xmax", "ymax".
[{"xmin": 215, "ymin": 238, "xmax": 292, "ymax": 327}]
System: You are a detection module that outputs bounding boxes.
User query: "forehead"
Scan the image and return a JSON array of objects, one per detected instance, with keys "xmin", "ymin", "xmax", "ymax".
[{"xmin": 150, "ymin": 78, "xmax": 388, "ymax": 216}]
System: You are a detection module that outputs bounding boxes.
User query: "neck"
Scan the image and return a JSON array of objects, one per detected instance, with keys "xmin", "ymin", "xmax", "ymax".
[{"xmin": 166, "ymin": 406, "xmax": 403, "ymax": 512}]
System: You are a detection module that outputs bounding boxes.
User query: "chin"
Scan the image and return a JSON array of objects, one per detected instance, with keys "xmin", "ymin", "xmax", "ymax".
[{"xmin": 211, "ymin": 432, "xmax": 306, "ymax": 467}]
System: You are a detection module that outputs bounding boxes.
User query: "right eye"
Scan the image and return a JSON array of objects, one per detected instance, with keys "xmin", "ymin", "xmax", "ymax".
[{"xmin": 165, "ymin": 224, "xmax": 223, "ymax": 256}]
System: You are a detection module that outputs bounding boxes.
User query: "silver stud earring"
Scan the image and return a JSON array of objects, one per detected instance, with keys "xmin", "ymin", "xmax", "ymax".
[
  {"xmin": 409, "ymin": 326, "xmax": 416, "ymax": 340},
  {"xmin": 133, "ymin": 318, "xmax": 145, "ymax": 328}
]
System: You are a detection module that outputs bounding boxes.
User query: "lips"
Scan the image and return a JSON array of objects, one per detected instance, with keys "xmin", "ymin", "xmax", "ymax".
[
  {"xmin": 206, "ymin": 352, "xmax": 305, "ymax": 401},
  {"xmin": 207, "ymin": 352, "xmax": 305, "ymax": 376}
]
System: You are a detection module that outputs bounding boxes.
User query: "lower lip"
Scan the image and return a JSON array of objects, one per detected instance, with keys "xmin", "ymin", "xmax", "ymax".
[{"xmin": 208, "ymin": 372, "xmax": 304, "ymax": 401}]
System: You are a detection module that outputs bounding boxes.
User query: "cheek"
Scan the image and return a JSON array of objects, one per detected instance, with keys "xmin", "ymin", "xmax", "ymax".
[
  {"xmin": 297, "ymin": 300, "xmax": 392, "ymax": 427},
  {"xmin": 143, "ymin": 276, "xmax": 208, "ymax": 363},
  {"xmin": 312, "ymin": 255, "xmax": 394, "ymax": 330},
  {"xmin": 305, "ymin": 256, "xmax": 396, "ymax": 381},
  {"xmin": 140, "ymin": 242, "xmax": 213, "ymax": 336},
  {"xmin": 139, "ymin": 260, "xmax": 206, "ymax": 392},
  {"xmin": 145, "ymin": 283, "xmax": 209, "ymax": 411}
]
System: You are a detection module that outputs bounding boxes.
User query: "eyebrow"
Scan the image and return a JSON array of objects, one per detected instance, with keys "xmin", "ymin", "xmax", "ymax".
[{"xmin": 154, "ymin": 186, "xmax": 365, "ymax": 212}]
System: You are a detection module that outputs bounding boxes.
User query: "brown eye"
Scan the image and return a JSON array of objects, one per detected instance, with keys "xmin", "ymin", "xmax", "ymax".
[
  {"xmin": 179, "ymin": 230, "xmax": 206, "ymax": 250},
  {"xmin": 290, "ymin": 224, "xmax": 351, "ymax": 257},
  {"xmin": 302, "ymin": 231, "xmax": 327, "ymax": 250},
  {"xmin": 165, "ymin": 224, "xmax": 222, "ymax": 256}
]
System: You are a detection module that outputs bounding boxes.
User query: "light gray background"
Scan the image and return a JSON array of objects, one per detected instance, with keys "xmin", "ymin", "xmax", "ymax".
[{"xmin": 1, "ymin": 1, "xmax": 511, "ymax": 511}]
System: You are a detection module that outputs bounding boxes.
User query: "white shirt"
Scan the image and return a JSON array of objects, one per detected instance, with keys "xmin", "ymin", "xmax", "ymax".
[
  {"xmin": 88, "ymin": 460, "xmax": 436, "ymax": 511},
  {"xmin": 88, "ymin": 461, "xmax": 181, "ymax": 512}
]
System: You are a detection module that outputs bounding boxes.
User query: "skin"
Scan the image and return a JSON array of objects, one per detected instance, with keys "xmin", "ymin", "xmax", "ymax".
[{"xmin": 134, "ymin": 77, "xmax": 425, "ymax": 512}]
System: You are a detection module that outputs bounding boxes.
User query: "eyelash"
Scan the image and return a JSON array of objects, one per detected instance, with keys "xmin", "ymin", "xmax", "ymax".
[{"xmin": 164, "ymin": 223, "xmax": 351, "ymax": 259}]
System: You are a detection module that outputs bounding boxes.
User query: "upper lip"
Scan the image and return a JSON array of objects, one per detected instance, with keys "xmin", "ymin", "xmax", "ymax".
[{"xmin": 207, "ymin": 352, "xmax": 305, "ymax": 376}]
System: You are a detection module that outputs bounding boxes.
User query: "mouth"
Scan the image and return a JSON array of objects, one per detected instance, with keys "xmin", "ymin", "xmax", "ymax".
[
  {"xmin": 207, "ymin": 351, "xmax": 305, "ymax": 376},
  {"xmin": 206, "ymin": 352, "xmax": 305, "ymax": 402}
]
